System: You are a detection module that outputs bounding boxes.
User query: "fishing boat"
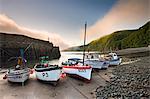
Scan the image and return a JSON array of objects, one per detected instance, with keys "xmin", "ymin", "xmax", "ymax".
[
  {"xmin": 34, "ymin": 56, "xmax": 62, "ymax": 85},
  {"xmin": 3, "ymin": 57, "xmax": 30, "ymax": 85},
  {"xmin": 62, "ymin": 58, "xmax": 82, "ymax": 66},
  {"xmin": 84, "ymin": 59, "xmax": 109, "ymax": 70},
  {"xmin": 62, "ymin": 58, "xmax": 92, "ymax": 80},
  {"xmin": 84, "ymin": 53, "xmax": 109, "ymax": 69},
  {"xmin": 62, "ymin": 22, "xmax": 92, "ymax": 81},
  {"xmin": 102, "ymin": 53, "xmax": 122, "ymax": 66},
  {"xmin": 62, "ymin": 65, "xmax": 92, "ymax": 81}
]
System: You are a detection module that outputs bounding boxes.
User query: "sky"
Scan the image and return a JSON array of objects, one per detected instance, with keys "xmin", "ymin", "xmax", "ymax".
[{"xmin": 0, "ymin": 0, "xmax": 149, "ymax": 50}]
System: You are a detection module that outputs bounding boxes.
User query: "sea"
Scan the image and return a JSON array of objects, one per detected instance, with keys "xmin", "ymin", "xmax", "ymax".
[{"xmin": 38, "ymin": 51, "xmax": 100, "ymax": 67}]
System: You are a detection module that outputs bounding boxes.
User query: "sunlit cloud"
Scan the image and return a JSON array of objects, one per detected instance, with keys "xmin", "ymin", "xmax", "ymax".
[
  {"xmin": 81, "ymin": 0, "xmax": 149, "ymax": 42},
  {"xmin": 0, "ymin": 14, "xmax": 69, "ymax": 50}
]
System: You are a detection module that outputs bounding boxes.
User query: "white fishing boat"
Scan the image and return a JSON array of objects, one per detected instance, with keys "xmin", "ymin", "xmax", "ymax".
[
  {"xmin": 84, "ymin": 59, "xmax": 109, "ymax": 69},
  {"xmin": 62, "ymin": 58, "xmax": 82, "ymax": 66},
  {"xmin": 84, "ymin": 53, "xmax": 109, "ymax": 69},
  {"xmin": 62, "ymin": 65, "xmax": 92, "ymax": 81},
  {"xmin": 102, "ymin": 53, "xmax": 122, "ymax": 66},
  {"xmin": 34, "ymin": 56, "xmax": 62, "ymax": 85},
  {"xmin": 62, "ymin": 23, "xmax": 92, "ymax": 81},
  {"xmin": 6, "ymin": 67, "xmax": 30, "ymax": 83},
  {"xmin": 3, "ymin": 57, "xmax": 30, "ymax": 85}
]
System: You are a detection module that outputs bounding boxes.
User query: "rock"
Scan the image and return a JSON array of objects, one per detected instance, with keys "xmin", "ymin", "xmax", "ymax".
[{"xmin": 96, "ymin": 56, "xmax": 150, "ymax": 98}]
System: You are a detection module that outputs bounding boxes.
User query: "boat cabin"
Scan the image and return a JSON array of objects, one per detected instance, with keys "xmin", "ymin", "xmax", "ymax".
[{"xmin": 108, "ymin": 53, "xmax": 118, "ymax": 60}]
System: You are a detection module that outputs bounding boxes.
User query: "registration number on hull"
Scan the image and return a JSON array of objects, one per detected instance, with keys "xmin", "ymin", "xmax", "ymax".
[
  {"xmin": 42, "ymin": 72, "xmax": 48, "ymax": 77},
  {"xmin": 78, "ymin": 69, "xmax": 86, "ymax": 72}
]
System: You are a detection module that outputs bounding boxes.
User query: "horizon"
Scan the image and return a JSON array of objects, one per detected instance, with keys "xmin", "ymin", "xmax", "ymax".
[{"xmin": 0, "ymin": 0, "xmax": 149, "ymax": 50}]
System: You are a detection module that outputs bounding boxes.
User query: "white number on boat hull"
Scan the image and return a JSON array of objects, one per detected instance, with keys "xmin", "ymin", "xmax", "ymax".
[
  {"xmin": 42, "ymin": 72, "xmax": 48, "ymax": 77},
  {"xmin": 78, "ymin": 69, "xmax": 86, "ymax": 72}
]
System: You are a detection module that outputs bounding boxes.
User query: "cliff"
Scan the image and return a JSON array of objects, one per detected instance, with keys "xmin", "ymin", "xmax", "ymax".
[
  {"xmin": 64, "ymin": 21, "xmax": 150, "ymax": 51},
  {"xmin": 0, "ymin": 33, "xmax": 61, "ymax": 66}
]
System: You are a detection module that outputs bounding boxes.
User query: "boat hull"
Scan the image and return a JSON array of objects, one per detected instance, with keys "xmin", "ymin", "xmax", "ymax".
[
  {"xmin": 101, "ymin": 62, "xmax": 109, "ymax": 69},
  {"xmin": 7, "ymin": 68, "xmax": 30, "ymax": 83},
  {"xmin": 109, "ymin": 58, "xmax": 122, "ymax": 66},
  {"xmin": 35, "ymin": 69, "xmax": 61, "ymax": 82},
  {"xmin": 62, "ymin": 66, "xmax": 92, "ymax": 80},
  {"xmin": 84, "ymin": 60, "xmax": 109, "ymax": 69}
]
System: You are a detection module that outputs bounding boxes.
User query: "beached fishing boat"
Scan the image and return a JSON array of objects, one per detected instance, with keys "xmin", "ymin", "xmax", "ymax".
[
  {"xmin": 62, "ymin": 23, "xmax": 92, "ymax": 81},
  {"xmin": 62, "ymin": 65, "xmax": 92, "ymax": 80},
  {"xmin": 34, "ymin": 56, "xmax": 62, "ymax": 85},
  {"xmin": 62, "ymin": 58, "xmax": 92, "ymax": 80},
  {"xmin": 84, "ymin": 59, "xmax": 109, "ymax": 69},
  {"xmin": 3, "ymin": 57, "xmax": 30, "ymax": 85},
  {"xmin": 62, "ymin": 58, "xmax": 82, "ymax": 66},
  {"xmin": 102, "ymin": 53, "xmax": 122, "ymax": 66},
  {"xmin": 62, "ymin": 58, "xmax": 93, "ymax": 81},
  {"xmin": 84, "ymin": 53, "xmax": 109, "ymax": 69}
]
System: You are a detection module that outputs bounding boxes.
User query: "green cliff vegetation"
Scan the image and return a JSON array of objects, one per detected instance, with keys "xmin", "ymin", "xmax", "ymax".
[
  {"xmin": 65, "ymin": 21, "xmax": 150, "ymax": 51},
  {"xmin": 88, "ymin": 21, "xmax": 150, "ymax": 51}
]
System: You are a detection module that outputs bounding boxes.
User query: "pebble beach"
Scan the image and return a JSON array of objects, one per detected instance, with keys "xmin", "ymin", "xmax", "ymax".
[{"xmin": 96, "ymin": 56, "xmax": 150, "ymax": 99}]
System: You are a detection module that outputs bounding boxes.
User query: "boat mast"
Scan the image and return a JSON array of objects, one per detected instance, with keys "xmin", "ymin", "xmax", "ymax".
[{"xmin": 83, "ymin": 22, "xmax": 87, "ymax": 66}]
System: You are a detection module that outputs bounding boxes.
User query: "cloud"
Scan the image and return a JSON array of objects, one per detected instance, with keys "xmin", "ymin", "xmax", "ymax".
[
  {"xmin": 83, "ymin": 0, "xmax": 149, "ymax": 42},
  {"xmin": 0, "ymin": 14, "xmax": 69, "ymax": 50}
]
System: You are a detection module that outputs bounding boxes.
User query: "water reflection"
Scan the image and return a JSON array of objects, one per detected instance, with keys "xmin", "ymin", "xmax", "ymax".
[
  {"xmin": 27, "ymin": 51, "xmax": 99, "ymax": 68},
  {"xmin": 48, "ymin": 52, "xmax": 84, "ymax": 66}
]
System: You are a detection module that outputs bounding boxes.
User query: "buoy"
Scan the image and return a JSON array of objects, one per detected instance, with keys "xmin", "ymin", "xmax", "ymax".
[
  {"xmin": 60, "ymin": 73, "xmax": 66, "ymax": 79},
  {"xmin": 3, "ymin": 74, "xmax": 7, "ymax": 79},
  {"xmin": 30, "ymin": 69, "xmax": 34, "ymax": 74}
]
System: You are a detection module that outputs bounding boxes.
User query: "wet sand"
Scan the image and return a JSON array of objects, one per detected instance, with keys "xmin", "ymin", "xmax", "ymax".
[
  {"xmin": 0, "ymin": 68, "xmax": 112, "ymax": 99},
  {"xmin": 0, "ymin": 47, "xmax": 149, "ymax": 99}
]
